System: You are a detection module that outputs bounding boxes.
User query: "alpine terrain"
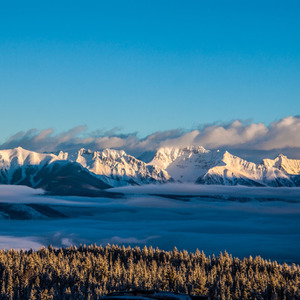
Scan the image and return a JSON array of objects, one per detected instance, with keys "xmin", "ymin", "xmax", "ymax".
[{"xmin": 0, "ymin": 146, "xmax": 299, "ymax": 195}]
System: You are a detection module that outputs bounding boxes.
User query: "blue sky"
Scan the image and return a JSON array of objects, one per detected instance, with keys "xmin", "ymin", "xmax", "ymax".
[{"xmin": 0, "ymin": 0, "xmax": 299, "ymax": 143}]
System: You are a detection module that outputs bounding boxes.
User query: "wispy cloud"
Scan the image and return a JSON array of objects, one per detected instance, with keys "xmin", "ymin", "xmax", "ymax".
[{"xmin": 1, "ymin": 116, "xmax": 300, "ymax": 158}]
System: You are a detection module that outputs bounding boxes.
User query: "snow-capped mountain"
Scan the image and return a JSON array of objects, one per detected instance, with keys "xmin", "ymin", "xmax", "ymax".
[
  {"xmin": 62, "ymin": 148, "xmax": 171, "ymax": 186},
  {"xmin": 0, "ymin": 147, "xmax": 171, "ymax": 194},
  {"xmin": 149, "ymin": 146, "xmax": 222, "ymax": 182},
  {"xmin": 0, "ymin": 146, "xmax": 299, "ymax": 194},
  {"xmin": 197, "ymin": 151, "xmax": 297, "ymax": 187},
  {"xmin": 149, "ymin": 146, "xmax": 300, "ymax": 187},
  {"xmin": 263, "ymin": 154, "xmax": 300, "ymax": 175},
  {"xmin": 0, "ymin": 147, "xmax": 111, "ymax": 195}
]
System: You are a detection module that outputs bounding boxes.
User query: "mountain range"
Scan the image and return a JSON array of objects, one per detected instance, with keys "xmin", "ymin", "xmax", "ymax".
[{"xmin": 0, "ymin": 146, "xmax": 299, "ymax": 195}]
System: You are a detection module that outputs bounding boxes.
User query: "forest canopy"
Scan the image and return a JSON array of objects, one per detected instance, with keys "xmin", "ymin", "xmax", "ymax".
[{"xmin": 0, "ymin": 244, "xmax": 299, "ymax": 300}]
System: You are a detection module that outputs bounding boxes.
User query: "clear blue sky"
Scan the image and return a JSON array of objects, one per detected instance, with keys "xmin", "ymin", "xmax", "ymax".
[{"xmin": 0, "ymin": 0, "xmax": 299, "ymax": 143}]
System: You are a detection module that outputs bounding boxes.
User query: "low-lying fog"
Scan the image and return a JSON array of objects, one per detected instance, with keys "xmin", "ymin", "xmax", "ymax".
[{"xmin": 0, "ymin": 184, "xmax": 300, "ymax": 264}]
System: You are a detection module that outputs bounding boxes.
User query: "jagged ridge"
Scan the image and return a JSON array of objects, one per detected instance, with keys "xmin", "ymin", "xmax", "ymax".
[
  {"xmin": 60, "ymin": 148, "xmax": 171, "ymax": 186},
  {"xmin": 0, "ymin": 146, "xmax": 300, "ymax": 192},
  {"xmin": 149, "ymin": 146, "xmax": 300, "ymax": 187},
  {"xmin": 0, "ymin": 147, "xmax": 171, "ymax": 194},
  {"xmin": 0, "ymin": 147, "xmax": 111, "ymax": 196}
]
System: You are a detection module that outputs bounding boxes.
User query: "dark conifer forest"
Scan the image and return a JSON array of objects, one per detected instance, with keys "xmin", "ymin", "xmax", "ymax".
[{"xmin": 0, "ymin": 244, "xmax": 299, "ymax": 300}]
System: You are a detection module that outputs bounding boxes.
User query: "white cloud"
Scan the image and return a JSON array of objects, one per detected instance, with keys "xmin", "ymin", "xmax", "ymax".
[
  {"xmin": 258, "ymin": 116, "xmax": 300, "ymax": 150},
  {"xmin": 1, "ymin": 116, "xmax": 299, "ymax": 158}
]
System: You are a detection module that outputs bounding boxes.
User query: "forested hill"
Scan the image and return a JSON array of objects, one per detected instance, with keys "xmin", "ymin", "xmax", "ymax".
[{"xmin": 0, "ymin": 244, "xmax": 299, "ymax": 300}]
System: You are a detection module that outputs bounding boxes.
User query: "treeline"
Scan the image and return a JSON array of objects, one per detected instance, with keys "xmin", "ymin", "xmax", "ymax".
[{"xmin": 0, "ymin": 244, "xmax": 299, "ymax": 300}]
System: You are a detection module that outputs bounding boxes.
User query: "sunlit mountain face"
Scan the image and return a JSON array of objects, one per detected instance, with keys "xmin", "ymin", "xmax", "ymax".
[{"xmin": 0, "ymin": 146, "xmax": 299, "ymax": 196}]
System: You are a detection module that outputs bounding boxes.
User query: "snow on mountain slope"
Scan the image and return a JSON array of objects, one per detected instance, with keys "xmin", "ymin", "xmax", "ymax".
[
  {"xmin": 0, "ymin": 147, "xmax": 111, "ymax": 194},
  {"xmin": 150, "ymin": 146, "xmax": 209, "ymax": 169},
  {"xmin": 150, "ymin": 147, "xmax": 300, "ymax": 187},
  {"xmin": 1, "ymin": 146, "xmax": 300, "ymax": 190},
  {"xmin": 197, "ymin": 151, "xmax": 295, "ymax": 187},
  {"xmin": 0, "ymin": 147, "xmax": 58, "ymax": 169},
  {"xmin": 263, "ymin": 154, "xmax": 300, "ymax": 175},
  {"xmin": 0, "ymin": 147, "xmax": 171, "ymax": 190},
  {"xmin": 0, "ymin": 147, "xmax": 60, "ymax": 185},
  {"xmin": 149, "ymin": 146, "xmax": 222, "ymax": 182},
  {"xmin": 64, "ymin": 148, "xmax": 171, "ymax": 186}
]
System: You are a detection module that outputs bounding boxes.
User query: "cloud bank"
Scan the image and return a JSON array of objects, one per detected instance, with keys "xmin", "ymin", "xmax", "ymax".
[
  {"xmin": 1, "ymin": 116, "xmax": 300, "ymax": 159},
  {"xmin": 1, "ymin": 184, "xmax": 300, "ymax": 262}
]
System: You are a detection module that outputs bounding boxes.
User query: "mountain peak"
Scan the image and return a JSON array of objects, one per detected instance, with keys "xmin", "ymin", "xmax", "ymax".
[
  {"xmin": 223, "ymin": 150, "xmax": 232, "ymax": 156},
  {"xmin": 0, "ymin": 146, "xmax": 300, "ymax": 190},
  {"xmin": 101, "ymin": 148, "xmax": 127, "ymax": 158},
  {"xmin": 263, "ymin": 153, "xmax": 300, "ymax": 175},
  {"xmin": 150, "ymin": 146, "xmax": 221, "ymax": 181}
]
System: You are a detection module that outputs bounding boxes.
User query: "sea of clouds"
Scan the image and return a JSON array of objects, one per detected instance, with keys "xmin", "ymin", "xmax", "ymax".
[{"xmin": 0, "ymin": 184, "xmax": 300, "ymax": 264}]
